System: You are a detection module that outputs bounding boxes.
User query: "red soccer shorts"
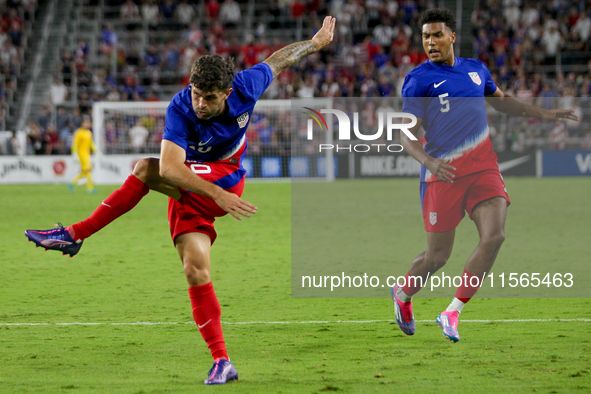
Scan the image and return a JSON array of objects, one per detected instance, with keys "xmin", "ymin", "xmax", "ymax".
[
  {"xmin": 420, "ymin": 168, "xmax": 511, "ymax": 233},
  {"xmin": 168, "ymin": 145, "xmax": 246, "ymax": 244}
]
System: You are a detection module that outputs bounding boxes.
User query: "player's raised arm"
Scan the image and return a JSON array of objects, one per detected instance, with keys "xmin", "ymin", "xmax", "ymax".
[
  {"xmin": 263, "ymin": 16, "xmax": 336, "ymax": 79},
  {"xmin": 486, "ymin": 88, "xmax": 579, "ymax": 121}
]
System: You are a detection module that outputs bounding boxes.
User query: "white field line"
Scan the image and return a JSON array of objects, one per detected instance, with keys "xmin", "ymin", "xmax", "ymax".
[{"xmin": 0, "ymin": 319, "xmax": 589, "ymax": 327}]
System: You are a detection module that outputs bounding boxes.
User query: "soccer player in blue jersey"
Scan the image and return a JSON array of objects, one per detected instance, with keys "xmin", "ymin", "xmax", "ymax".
[
  {"xmin": 391, "ymin": 8, "xmax": 577, "ymax": 342},
  {"xmin": 26, "ymin": 16, "xmax": 336, "ymax": 384}
]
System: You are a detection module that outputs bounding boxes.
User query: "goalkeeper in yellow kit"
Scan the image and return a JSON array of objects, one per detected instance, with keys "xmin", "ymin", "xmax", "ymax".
[{"xmin": 70, "ymin": 117, "xmax": 100, "ymax": 193}]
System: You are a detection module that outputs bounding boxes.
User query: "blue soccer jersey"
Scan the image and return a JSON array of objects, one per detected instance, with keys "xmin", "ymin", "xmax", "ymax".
[
  {"xmin": 402, "ymin": 57, "xmax": 499, "ymax": 182},
  {"xmin": 163, "ymin": 63, "xmax": 273, "ymax": 164}
]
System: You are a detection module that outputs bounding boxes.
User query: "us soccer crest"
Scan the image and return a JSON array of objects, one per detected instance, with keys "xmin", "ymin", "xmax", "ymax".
[
  {"xmin": 468, "ymin": 72, "xmax": 481, "ymax": 86},
  {"xmin": 429, "ymin": 212, "xmax": 437, "ymax": 225},
  {"xmin": 237, "ymin": 112, "xmax": 249, "ymax": 128}
]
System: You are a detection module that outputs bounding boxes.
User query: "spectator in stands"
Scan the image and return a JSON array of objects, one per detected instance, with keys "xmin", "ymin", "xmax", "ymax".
[
  {"xmin": 14, "ymin": 0, "xmax": 589, "ymax": 155},
  {"xmin": 540, "ymin": 82, "xmax": 557, "ymax": 110},
  {"xmin": 78, "ymin": 91, "xmax": 93, "ymax": 115},
  {"xmin": 106, "ymin": 85, "xmax": 122, "ymax": 101},
  {"xmin": 372, "ymin": 45, "xmax": 389, "ymax": 68},
  {"xmin": 120, "ymin": 0, "xmax": 140, "ymax": 25},
  {"xmin": 205, "ymin": 0, "xmax": 221, "ymax": 21},
  {"xmin": 7, "ymin": 131, "xmax": 19, "ymax": 155},
  {"xmin": 25, "ymin": 121, "xmax": 44, "ymax": 155},
  {"xmin": 37, "ymin": 105, "xmax": 51, "ymax": 132},
  {"xmin": 144, "ymin": 43, "xmax": 161, "ymax": 68},
  {"xmin": 121, "ymin": 76, "xmax": 146, "ymax": 101},
  {"xmin": 321, "ymin": 74, "xmax": 339, "ymax": 97},
  {"xmin": 297, "ymin": 75, "xmax": 315, "ymax": 97},
  {"xmin": 8, "ymin": 17, "xmax": 23, "ymax": 48},
  {"xmin": 219, "ymin": 0, "xmax": 241, "ymax": 29},
  {"xmin": 104, "ymin": 119, "xmax": 120, "ymax": 153},
  {"xmin": 101, "ymin": 23, "xmax": 118, "ymax": 55},
  {"xmin": 160, "ymin": 0, "xmax": 177, "ymax": 22},
  {"xmin": 175, "ymin": 0, "xmax": 195, "ymax": 26},
  {"xmin": 77, "ymin": 64, "xmax": 93, "ymax": 89},
  {"xmin": 50, "ymin": 76, "xmax": 68, "ymax": 106},
  {"xmin": 92, "ymin": 68, "xmax": 110, "ymax": 96},
  {"xmin": 59, "ymin": 50, "xmax": 74, "ymax": 85},
  {"xmin": 148, "ymin": 117, "xmax": 164, "ymax": 150},
  {"xmin": 145, "ymin": 90, "xmax": 160, "ymax": 101},
  {"xmin": 74, "ymin": 39, "xmax": 89, "ymax": 69},
  {"xmin": 521, "ymin": 3, "xmax": 539, "ymax": 27},
  {"xmin": 162, "ymin": 40, "xmax": 180, "ymax": 71},
  {"xmin": 141, "ymin": 0, "xmax": 160, "ymax": 29},
  {"xmin": 183, "ymin": 22, "xmax": 203, "ymax": 47},
  {"xmin": 129, "ymin": 117, "xmax": 149, "ymax": 153},
  {"xmin": 1, "ymin": 39, "xmax": 19, "ymax": 74},
  {"xmin": 541, "ymin": 23, "xmax": 562, "ymax": 63},
  {"xmin": 60, "ymin": 121, "xmax": 75, "ymax": 155},
  {"xmin": 71, "ymin": 107, "xmax": 82, "ymax": 129},
  {"xmin": 56, "ymin": 106, "xmax": 70, "ymax": 132},
  {"xmin": 373, "ymin": 17, "xmax": 394, "ymax": 48},
  {"xmin": 376, "ymin": 73, "xmax": 395, "ymax": 97},
  {"xmin": 44, "ymin": 124, "xmax": 60, "ymax": 155}
]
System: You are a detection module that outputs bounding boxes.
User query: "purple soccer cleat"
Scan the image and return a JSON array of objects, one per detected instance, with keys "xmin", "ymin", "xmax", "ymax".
[
  {"xmin": 392, "ymin": 284, "xmax": 415, "ymax": 335},
  {"xmin": 25, "ymin": 223, "xmax": 83, "ymax": 257},
  {"xmin": 436, "ymin": 311, "xmax": 460, "ymax": 343},
  {"xmin": 204, "ymin": 359, "xmax": 238, "ymax": 385}
]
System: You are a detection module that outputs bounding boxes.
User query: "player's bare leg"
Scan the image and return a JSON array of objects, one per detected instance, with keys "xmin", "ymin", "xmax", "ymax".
[
  {"xmin": 438, "ymin": 197, "xmax": 508, "ymax": 342},
  {"xmin": 132, "ymin": 158, "xmax": 181, "ymax": 200},
  {"xmin": 393, "ymin": 230, "xmax": 455, "ymax": 334},
  {"xmin": 175, "ymin": 232, "xmax": 213, "ymax": 286},
  {"xmin": 175, "ymin": 232, "xmax": 238, "ymax": 385},
  {"xmin": 409, "ymin": 230, "xmax": 456, "ymax": 283},
  {"xmin": 464, "ymin": 197, "xmax": 507, "ymax": 277}
]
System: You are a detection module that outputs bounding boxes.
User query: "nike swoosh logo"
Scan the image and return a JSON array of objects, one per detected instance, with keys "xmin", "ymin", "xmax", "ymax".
[
  {"xmin": 198, "ymin": 319, "xmax": 212, "ymax": 329},
  {"xmin": 434, "ymin": 80, "xmax": 446, "ymax": 88},
  {"xmin": 101, "ymin": 202, "xmax": 112, "ymax": 208},
  {"xmin": 198, "ymin": 137, "xmax": 213, "ymax": 146},
  {"xmin": 498, "ymin": 155, "xmax": 530, "ymax": 172}
]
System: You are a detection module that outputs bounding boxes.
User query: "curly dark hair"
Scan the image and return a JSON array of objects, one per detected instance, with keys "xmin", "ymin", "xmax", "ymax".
[
  {"xmin": 189, "ymin": 55, "xmax": 235, "ymax": 92},
  {"xmin": 419, "ymin": 8, "xmax": 456, "ymax": 32}
]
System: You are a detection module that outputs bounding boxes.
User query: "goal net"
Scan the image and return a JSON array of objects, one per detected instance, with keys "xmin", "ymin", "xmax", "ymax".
[{"xmin": 91, "ymin": 100, "xmax": 334, "ymax": 184}]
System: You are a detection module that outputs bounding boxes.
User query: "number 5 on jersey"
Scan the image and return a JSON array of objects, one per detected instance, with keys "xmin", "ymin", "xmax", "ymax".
[{"xmin": 439, "ymin": 93, "xmax": 450, "ymax": 113}]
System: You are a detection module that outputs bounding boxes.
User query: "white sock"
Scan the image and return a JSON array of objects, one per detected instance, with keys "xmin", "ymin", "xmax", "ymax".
[
  {"xmin": 396, "ymin": 286, "xmax": 412, "ymax": 303},
  {"xmin": 446, "ymin": 297, "xmax": 466, "ymax": 313}
]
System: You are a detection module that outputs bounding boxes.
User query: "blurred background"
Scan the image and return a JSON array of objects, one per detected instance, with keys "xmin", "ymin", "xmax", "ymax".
[{"xmin": 0, "ymin": 0, "xmax": 589, "ymax": 180}]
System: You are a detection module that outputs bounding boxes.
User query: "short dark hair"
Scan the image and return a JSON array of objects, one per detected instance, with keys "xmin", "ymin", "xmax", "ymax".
[
  {"xmin": 189, "ymin": 55, "xmax": 235, "ymax": 92},
  {"xmin": 419, "ymin": 8, "xmax": 456, "ymax": 32}
]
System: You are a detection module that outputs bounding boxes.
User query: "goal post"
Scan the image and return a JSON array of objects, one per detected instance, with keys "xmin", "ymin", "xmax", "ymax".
[{"xmin": 91, "ymin": 99, "xmax": 335, "ymax": 184}]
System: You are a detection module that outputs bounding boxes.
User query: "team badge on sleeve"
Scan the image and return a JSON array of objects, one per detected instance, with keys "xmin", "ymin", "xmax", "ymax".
[
  {"xmin": 468, "ymin": 72, "xmax": 481, "ymax": 86},
  {"xmin": 237, "ymin": 112, "xmax": 249, "ymax": 128},
  {"xmin": 429, "ymin": 212, "xmax": 437, "ymax": 225}
]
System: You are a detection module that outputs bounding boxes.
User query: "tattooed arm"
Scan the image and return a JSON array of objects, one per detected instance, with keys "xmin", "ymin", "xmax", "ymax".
[{"xmin": 263, "ymin": 16, "xmax": 336, "ymax": 79}]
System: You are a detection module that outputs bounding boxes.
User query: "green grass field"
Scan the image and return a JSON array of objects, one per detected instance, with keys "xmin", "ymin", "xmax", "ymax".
[{"xmin": 1, "ymin": 178, "xmax": 590, "ymax": 393}]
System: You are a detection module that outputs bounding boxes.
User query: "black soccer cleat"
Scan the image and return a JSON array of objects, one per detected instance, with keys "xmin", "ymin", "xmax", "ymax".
[{"xmin": 25, "ymin": 223, "xmax": 83, "ymax": 257}]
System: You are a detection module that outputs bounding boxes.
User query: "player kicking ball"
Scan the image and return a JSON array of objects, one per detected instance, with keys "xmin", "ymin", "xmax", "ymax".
[
  {"xmin": 392, "ymin": 9, "xmax": 577, "ymax": 343},
  {"xmin": 26, "ymin": 16, "xmax": 336, "ymax": 385}
]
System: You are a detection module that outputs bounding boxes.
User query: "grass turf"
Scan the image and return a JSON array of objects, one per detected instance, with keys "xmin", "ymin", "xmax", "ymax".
[{"xmin": 0, "ymin": 179, "xmax": 589, "ymax": 393}]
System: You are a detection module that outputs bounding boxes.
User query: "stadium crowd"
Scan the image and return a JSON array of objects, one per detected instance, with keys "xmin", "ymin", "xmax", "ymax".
[
  {"xmin": 0, "ymin": 0, "xmax": 37, "ymax": 135},
  {"xmin": 6, "ymin": 0, "xmax": 591, "ymax": 157}
]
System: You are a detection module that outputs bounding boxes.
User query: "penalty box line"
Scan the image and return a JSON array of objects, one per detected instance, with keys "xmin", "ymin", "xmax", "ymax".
[{"xmin": 0, "ymin": 319, "xmax": 589, "ymax": 326}]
